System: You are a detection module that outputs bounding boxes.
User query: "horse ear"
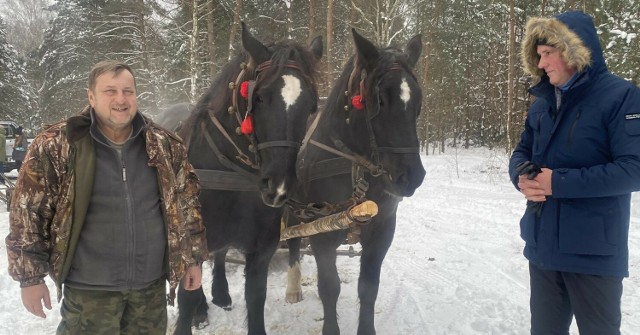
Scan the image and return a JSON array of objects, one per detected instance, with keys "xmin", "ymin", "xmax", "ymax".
[
  {"xmin": 352, "ymin": 28, "xmax": 379, "ymax": 71},
  {"xmin": 405, "ymin": 34, "xmax": 422, "ymax": 69},
  {"xmin": 309, "ymin": 35, "xmax": 323, "ymax": 60},
  {"xmin": 241, "ymin": 21, "xmax": 271, "ymax": 64}
]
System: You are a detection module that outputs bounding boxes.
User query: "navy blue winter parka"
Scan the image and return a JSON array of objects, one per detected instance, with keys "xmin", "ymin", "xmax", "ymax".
[{"xmin": 509, "ymin": 11, "xmax": 640, "ymax": 277}]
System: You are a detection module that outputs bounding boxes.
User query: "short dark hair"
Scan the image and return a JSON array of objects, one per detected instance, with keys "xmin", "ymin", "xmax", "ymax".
[{"xmin": 88, "ymin": 60, "xmax": 136, "ymax": 91}]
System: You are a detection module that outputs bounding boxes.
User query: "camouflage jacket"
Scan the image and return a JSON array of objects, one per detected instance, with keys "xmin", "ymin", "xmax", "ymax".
[{"xmin": 5, "ymin": 106, "xmax": 208, "ymax": 304}]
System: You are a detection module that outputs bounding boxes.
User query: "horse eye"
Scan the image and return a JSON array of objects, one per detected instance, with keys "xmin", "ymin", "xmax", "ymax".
[{"xmin": 254, "ymin": 94, "xmax": 263, "ymax": 104}]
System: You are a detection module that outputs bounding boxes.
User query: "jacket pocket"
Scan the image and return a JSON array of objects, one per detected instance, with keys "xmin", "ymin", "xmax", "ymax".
[
  {"xmin": 624, "ymin": 114, "xmax": 640, "ymax": 135},
  {"xmin": 558, "ymin": 199, "xmax": 619, "ymax": 255},
  {"xmin": 519, "ymin": 208, "xmax": 537, "ymax": 247}
]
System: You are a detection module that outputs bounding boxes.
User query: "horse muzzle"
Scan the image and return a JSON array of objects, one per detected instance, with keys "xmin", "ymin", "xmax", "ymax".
[
  {"xmin": 259, "ymin": 176, "xmax": 295, "ymax": 208},
  {"xmin": 382, "ymin": 155, "xmax": 425, "ymax": 197}
]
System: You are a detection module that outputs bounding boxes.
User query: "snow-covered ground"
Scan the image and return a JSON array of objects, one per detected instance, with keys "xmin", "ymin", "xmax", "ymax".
[{"xmin": 1, "ymin": 148, "xmax": 638, "ymax": 334}]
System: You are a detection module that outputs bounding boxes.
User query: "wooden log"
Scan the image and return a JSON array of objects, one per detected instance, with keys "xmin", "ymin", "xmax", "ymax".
[{"xmin": 280, "ymin": 200, "xmax": 378, "ymax": 241}]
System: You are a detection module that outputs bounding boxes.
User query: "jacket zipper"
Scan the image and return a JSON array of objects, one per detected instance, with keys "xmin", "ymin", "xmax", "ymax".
[
  {"xmin": 120, "ymin": 154, "xmax": 136, "ymax": 289},
  {"xmin": 567, "ymin": 111, "xmax": 581, "ymax": 148}
]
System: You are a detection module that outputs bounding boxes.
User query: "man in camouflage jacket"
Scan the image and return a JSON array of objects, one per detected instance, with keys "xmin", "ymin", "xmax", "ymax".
[{"xmin": 5, "ymin": 60, "xmax": 208, "ymax": 334}]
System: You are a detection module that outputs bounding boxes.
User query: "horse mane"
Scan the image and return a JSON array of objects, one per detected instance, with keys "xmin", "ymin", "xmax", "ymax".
[{"xmin": 178, "ymin": 39, "xmax": 320, "ymax": 143}]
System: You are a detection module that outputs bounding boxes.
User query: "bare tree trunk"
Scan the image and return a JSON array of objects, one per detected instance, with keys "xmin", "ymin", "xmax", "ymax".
[
  {"xmin": 135, "ymin": 0, "xmax": 158, "ymax": 112},
  {"xmin": 349, "ymin": 0, "xmax": 357, "ymax": 54},
  {"xmin": 308, "ymin": 0, "xmax": 316, "ymax": 41},
  {"xmin": 420, "ymin": 0, "xmax": 442, "ymax": 155},
  {"xmin": 228, "ymin": 0, "xmax": 243, "ymax": 61},
  {"xmin": 541, "ymin": 0, "xmax": 548, "ymax": 16},
  {"xmin": 464, "ymin": 50, "xmax": 471, "ymax": 149},
  {"xmin": 326, "ymin": 0, "xmax": 334, "ymax": 88},
  {"xmin": 189, "ymin": 0, "xmax": 200, "ymax": 102},
  {"xmin": 206, "ymin": 0, "xmax": 216, "ymax": 77},
  {"xmin": 506, "ymin": 0, "xmax": 516, "ymax": 152},
  {"xmin": 286, "ymin": 0, "xmax": 293, "ymax": 38}
]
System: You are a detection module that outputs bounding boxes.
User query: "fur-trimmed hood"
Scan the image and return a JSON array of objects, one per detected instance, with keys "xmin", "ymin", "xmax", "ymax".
[{"xmin": 521, "ymin": 11, "xmax": 606, "ymax": 81}]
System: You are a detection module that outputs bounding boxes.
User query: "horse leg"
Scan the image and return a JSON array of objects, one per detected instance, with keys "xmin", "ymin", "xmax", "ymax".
[
  {"xmin": 244, "ymin": 245, "xmax": 277, "ymax": 335},
  {"xmin": 311, "ymin": 236, "xmax": 341, "ymax": 335},
  {"xmin": 211, "ymin": 248, "xmax": 232, "ymax": 310},
  {"xmin": 356, "ymin": 220, "xmax": 395, "ymax": 335},
  {"xmin": 286, "ymin": 236, "xmax": 303, "ymax": 303},
  {"xmin": 174, "ymin": 282, "xmax": 208, "ymax": 335}
]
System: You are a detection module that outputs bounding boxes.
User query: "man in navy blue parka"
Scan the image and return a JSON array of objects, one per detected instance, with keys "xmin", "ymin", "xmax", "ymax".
[{"xmin": 509, "ymin": 11, "xmax": 640, "ymax": 335}]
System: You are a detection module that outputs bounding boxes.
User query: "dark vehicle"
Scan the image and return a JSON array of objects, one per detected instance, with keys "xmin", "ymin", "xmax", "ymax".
[{"xmin": 1, "ymin": 120, "xmax": 33, "ymax": 172}]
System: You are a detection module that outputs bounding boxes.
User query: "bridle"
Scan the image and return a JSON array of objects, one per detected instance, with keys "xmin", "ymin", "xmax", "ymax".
[
  {"xmin": 203, "ymin": 59, "xmax": 308, "ymax": 174},
  {"xmin": 307, "ymin": 59, "xmax": 421, "ymax": 178},
  {"xmin": 289, "ymin": 59, "xmax": 421, "ymax": 225}
]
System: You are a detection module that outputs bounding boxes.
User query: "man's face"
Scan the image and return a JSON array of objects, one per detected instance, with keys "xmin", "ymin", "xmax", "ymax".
[
  {"xmin": 87, "ymin": 70, "xmax": 137, "ymax": 132},
  {"xmin": 536, "ymin": 45, "xmax": 577, "ymax": 87}
]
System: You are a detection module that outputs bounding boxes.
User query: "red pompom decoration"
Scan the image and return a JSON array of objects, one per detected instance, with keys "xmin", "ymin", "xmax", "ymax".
[
  {"xmin": 351, "ymin": 95, "xmax": 364, "ymax": 110},
  {"xmin": 241, "ymin": 115, "xmax": 253, "ymax": 134},
  {"xmin": 240, "ymin": 81, "xmax": 250, "ymax": 99}
]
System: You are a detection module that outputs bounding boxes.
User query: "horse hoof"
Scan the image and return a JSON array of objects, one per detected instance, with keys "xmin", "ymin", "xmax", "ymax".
[
  {"xmin": 193, "ymin": 316, "xmax": 209, "ymax": 330},
  {"xmin": 285, "ymin": 292, "xmax": 303, "ymax": 303},
  {"xmin": 172, "ymin": 323, "xmax": 193, "ymax": 335},
  {"xmin": 212, "ymin": 297, "xmax": 232, "ymax": 310}
]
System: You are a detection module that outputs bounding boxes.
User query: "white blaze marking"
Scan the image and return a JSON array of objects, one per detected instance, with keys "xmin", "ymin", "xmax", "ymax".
[
  {"xmin": 400, "ymin": 78, "xmax": 411, "ymax": 108},
  {"xmin": 281, "ymin": 75, "xmax": 302, "ymax": 110},
  {"xmin": 276, "ymin": 181, "xmax": 287, "ymax": 198}
]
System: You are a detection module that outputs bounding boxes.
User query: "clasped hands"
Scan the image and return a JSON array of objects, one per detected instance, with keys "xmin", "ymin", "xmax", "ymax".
[{"xmin": 518, "ymin": 167, "xmax": 553, "ymax": 202}]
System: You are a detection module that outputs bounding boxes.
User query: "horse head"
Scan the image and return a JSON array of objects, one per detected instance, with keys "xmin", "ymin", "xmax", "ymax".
[
  {"xmin": 332, "ymin": 29, "xmax": 425, "ymax": 197},
  {"xmin": 237, "ymin": 23, "xmax": 323, "ymax": 206}
]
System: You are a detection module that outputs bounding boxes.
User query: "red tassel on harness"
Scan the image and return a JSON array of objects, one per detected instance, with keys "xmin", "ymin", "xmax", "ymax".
[
  {"xmin": 352, "ymin": 95, "xmax": 364, "ymax": 110},
  {"xmin": 241, "ymin": 115, "xmax": 253, "ymax": 134},
  {"xmin": 240, "ymin": 81, "xmax": 250, "ymax": 99}
]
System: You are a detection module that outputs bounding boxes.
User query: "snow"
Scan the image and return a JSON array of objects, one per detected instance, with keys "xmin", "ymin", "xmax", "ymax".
[{"xmin": 1, "ymin": 147, "xmax": 639, "ymax": 334}]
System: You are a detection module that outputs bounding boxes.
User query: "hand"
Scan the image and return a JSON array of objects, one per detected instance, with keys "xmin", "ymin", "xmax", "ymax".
[
  {"xmin": 21, "ymin": 283, "xmax": 52, "ymax": 318},
  {"xmin": 534, "ymin": 168, "xmax": 553, "ymax": 195},
  {"xmin": 518, "ymin": 168, "xmax": 552, "ymax": 202},
  {"xmin": 181, "ymin": 265, "xmax": 202, "ymax": 291}
]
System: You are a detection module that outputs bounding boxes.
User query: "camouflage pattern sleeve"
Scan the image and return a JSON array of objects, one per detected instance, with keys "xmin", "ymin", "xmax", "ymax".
[
  {"xmin": 5, "ymin": 130, "xmax": 64, "ymax": 287},
  {"xmin": 173, "ymin": 140, "xmax": 208, "ymax": 265}
]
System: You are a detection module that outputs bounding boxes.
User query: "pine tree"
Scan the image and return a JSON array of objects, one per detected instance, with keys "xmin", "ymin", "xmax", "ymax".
[
  {"xmin": 38, "ymin": 1, "xmax": 92, "ymax": 123},
  {"xmin": 0, "ymin": 17, "xmax": 33, "ymax": 125}
]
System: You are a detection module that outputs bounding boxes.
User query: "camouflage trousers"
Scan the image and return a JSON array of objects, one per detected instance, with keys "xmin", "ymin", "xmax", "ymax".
[{"xmin": 56, "ymin": 279, "xmax": 167, "ymax": 335}]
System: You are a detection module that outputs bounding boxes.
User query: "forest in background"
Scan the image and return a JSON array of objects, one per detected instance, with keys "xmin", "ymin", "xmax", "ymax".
[{"xmin": 0, "ymin": 0, "xmax": 638, "ymax": 153}]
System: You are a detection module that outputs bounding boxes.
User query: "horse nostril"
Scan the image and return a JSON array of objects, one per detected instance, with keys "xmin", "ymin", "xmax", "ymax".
[
  {"xmin": 259, "ymin": 178, "xmax": 272, "ymax": 192},
  {"xmin": 275, "ymin": 192, "xmax": 287, "ymax": 204},
  {"xmin": 395, "ymin": 172, "xmax": 410, "ymax": 187}
]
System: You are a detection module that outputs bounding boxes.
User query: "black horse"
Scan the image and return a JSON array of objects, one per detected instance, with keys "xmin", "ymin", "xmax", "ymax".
[
  {"xmin": 285, "ymin": 29, "xmax": 425, "ymax": 335},
  {"xmin": 157, "ymin": 23, "xmax": 322, "ymax": 335},
  {"xmin": 154, "ymin": 102, "xmax": 193, "ymax": 132}
]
